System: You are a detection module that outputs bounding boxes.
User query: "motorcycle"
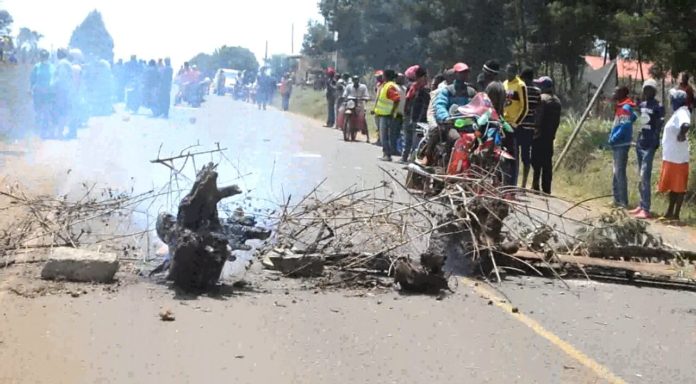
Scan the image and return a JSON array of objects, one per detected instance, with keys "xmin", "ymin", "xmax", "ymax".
[
  {"xmin": 337, "ymin": 96, "xmax": 369, "ymax": 142},
  {"xmin": 406, "ymin": 92, "xmax": 514, "ymax": 195}
]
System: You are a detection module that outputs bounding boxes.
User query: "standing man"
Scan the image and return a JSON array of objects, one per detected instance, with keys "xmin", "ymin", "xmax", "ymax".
[
  {"xmin": 30, "ymin": 49, "xmax": 54, "ymax": 138},
  {"xmin": 658, "ymin": 89, "xmax": 691, "ymax": 222},
  {"xmin": 158, "ymin": 58, "xmax": 174, "ymax": 118},
  {"xmin": 373, "ymin": 70, "xmax": 385, "ymax": 146},
  {"xmin": 392, "ymin": 73, "xmax": 407, "ymax": 155},
  {"xmin": 531, "ymin": 76, "xmax": 561, "ymax": 194},
  {"xmin": 503, "ymin": 63, "xmax": 529, "ymax": 187},
  {"xmin": 518, "ymin": 67, "xmax": 540, "ymax": 189},
  {"xmin": 608, "ymin": 86, "xmax": 637, "ymax": 208},
  {"xmin": 400, "ymin": 66, "xmax": 429, "ymax": 163},
  {"xmin": 476, "ymin": 59, "xmax": 500, "ymax": 92},
  {"xmin": 629, "ymin": 79, "xmax": 663, "ymax": 219},
  {"xmin": 279, "ymin": 74, "xmax": 293, "ymax": 111},
  {"xmin": 52, "ymin": 48, "xmax": 74, "ymax": 139},
  {"xmin": 678, "ymin": 73, "xmax": 694, "ymax": 112},
  {"xmin": 324, "ymin": 68, "xmax": 337, "ymax": 127},
  {"xmin": 372, "ymin": 69, "xmax": 401, "ymax": 162}
]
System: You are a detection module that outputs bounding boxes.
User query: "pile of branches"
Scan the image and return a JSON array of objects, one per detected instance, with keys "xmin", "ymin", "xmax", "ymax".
[{"xmin": 0, "ymin": 182, "xmax": 154, "ymax": 266}]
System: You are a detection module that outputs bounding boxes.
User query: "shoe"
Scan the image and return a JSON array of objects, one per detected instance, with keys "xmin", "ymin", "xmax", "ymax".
[
  {"xmin": 379, "ymin": 156, "xmax": 392, "ymax": 162},
  {"xmin": 396, "ymin": 158, "xmax": 408, "ymax": 164},
  {"xmin": 633, "ymin": 209, "xmax": 651, "ymax": 219},
  {"xmin": 628, "ymin": 207, "xmax": 642, "ymax": 214}
]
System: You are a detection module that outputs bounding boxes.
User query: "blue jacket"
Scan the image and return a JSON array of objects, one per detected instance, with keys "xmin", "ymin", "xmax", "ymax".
[
  {"xmin": 636, "ymin": 98, "xmax": 664, "ymax": 149},
  {"xmin": 608, "ymin": 101, "xmax": 637, "ymax": 147},
  {"xmin": 434, "ymin": 81, "xmax": 475, "ymax": 122}
]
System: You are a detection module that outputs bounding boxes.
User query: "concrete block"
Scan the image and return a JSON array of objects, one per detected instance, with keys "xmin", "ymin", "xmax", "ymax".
[{"xmin": 41, "ymin": 247, "xmax": 119, "ymax": 283}]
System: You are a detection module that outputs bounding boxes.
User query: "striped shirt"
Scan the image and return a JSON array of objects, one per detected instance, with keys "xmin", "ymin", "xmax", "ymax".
[{"xmin": 521, "ymin": 84, "xmax": 541, "ymax": 130}]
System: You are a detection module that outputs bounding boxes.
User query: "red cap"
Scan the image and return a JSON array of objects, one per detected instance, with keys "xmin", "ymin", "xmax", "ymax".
[
  {"xmin": 374, "ymin": 70, "xmax": 384, "ymax": 76},
  {"xmin": 452, "ymin": 62, "xmax": 469, "ymax": 72}
]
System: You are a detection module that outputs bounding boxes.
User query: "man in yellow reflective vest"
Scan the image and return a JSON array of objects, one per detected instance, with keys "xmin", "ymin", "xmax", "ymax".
[{"xmin": 372, "ymin": 69, "xmax": 401, "ymax": 161}]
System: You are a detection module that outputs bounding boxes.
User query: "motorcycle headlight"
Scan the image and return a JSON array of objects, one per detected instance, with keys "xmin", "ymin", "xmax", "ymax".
[{"xmin": 346, "ymin": 100, "xmax": 356, "ymax": 109}]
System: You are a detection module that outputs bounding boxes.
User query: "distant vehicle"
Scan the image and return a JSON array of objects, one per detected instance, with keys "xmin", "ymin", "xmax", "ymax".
[{"xmin": 212, "ymin": 69, "xmax": 241, "ymax": 95}]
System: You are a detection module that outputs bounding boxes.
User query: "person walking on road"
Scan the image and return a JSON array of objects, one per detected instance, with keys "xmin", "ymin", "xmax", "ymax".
[
  {"xmin": 372, "ymin": 69, "xmax": 401, "ymax": 162},
  {"xmin": 608, "ymin": 85, "xmax": 637, "ymax": 208},
  {"xmin": 629, "ymin": 79, "xmax": 664, "ymax": 219},
  {"xmin": 658, "ymin": 89, "xmax": 692, "ymax": 222},
  {"xmin": 530, "ymin": 76, "xmax": 561, "ymax": 194},
  {"xmin": 279, "ymin": 75, "xmax": 293, "ymax": 111},
  {"xmin": 324, "ymin": 68, "xmax": 337, "ymax": 127}
]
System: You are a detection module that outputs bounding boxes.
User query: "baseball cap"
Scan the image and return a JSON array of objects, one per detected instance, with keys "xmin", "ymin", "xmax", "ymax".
[
  {"xmin": 453, "ymin": 62, "xmax": 469, "ymax": 72},
  {"xmin": 642, "ymin": 79, "xmax": 658, "ymax": 90},
  {"xmin": 534, "ymin": 76, "xmax": 554, "ymax": 90}
]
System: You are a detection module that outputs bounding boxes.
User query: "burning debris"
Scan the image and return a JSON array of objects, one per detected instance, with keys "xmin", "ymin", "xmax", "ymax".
[{"xmin": 155, "ymin": 163, "xmax": 270, "ymax": 291}]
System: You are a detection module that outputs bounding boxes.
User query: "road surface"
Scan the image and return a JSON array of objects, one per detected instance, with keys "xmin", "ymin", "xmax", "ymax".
[{"xmin": 1, "ymin": 95, "xmax": 696, "ymax": 384}]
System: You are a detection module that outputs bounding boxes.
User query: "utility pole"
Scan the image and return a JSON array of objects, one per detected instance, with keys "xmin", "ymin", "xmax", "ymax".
[
  {"xmin": 264, "ymin": 40, "xmax": 268, "ymax": 63},
  {"xmin": 291, "ymin": 23, "xmax": 294, "ymax": 54}
]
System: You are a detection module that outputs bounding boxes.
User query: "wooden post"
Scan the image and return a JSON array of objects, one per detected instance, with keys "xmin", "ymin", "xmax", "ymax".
[{"xmin": 554, "ymin": 60, "xmax": 617, "ymax": 171}]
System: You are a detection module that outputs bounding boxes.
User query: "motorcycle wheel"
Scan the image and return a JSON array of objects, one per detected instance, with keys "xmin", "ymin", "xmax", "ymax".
[
  {"xmin": 350, "ymin": 118, "xmax": 358, "ymax": 141},
  {"xmin": 343, "ymin": 118, "xmax": 351, "ymax": 142}
]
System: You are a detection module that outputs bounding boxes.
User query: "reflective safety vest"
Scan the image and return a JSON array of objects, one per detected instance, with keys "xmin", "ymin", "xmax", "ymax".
[{"xmin": 374, "ymin": 81, "xmax": 396, "ymax": 116}]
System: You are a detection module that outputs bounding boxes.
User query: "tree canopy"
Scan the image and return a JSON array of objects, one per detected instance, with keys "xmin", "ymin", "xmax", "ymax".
[
  {"xmin": 0, "ymin": 9, "xmax": 12, "ymax": 34},
  {"xmin": 304, "ymin": 0, "xmax": 696, "ymax": 87},
  {"xmin": 189, "ymin": 45, "xmax": 259, "ymax": 80},
  {"xmin": 69, "ymin": 10, "xmax": 114, "ymax": 62}
]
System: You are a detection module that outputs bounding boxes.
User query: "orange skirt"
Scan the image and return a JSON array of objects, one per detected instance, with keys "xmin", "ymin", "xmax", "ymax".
[{"xmin": 658, "ymin": 161, "xmax": 689, "ymax": 193}]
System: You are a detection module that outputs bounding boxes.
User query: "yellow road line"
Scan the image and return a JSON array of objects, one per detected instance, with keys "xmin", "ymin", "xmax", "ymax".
[{"xmin": 462, "ymin": 277, "xmax": 627, "ymax": 384}]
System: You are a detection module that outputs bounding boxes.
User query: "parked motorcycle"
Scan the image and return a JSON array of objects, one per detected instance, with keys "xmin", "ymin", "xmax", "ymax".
[{"xmin": 406, "ymin": 92, "xmax": 514, "ymax": 195}]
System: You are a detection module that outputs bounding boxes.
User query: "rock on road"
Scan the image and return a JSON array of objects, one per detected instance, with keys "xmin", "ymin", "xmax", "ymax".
[{"xmin": 1, "ymin": 96, "xmax": 696, "ymax": 384}]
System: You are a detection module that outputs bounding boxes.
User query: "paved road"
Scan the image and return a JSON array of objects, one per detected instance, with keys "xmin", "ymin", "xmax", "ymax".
[{"xmin": 1, "ymin": 96, "xmax": 696, "ymax": 384}]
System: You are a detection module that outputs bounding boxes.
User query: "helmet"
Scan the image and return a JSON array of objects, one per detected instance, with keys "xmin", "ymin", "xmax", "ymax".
[{"xmin": 452, "ymin": 62, "xmax": 469, "ymax": 72}]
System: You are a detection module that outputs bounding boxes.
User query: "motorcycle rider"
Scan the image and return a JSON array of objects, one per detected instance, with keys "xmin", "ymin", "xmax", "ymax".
[
  {"xmin": 342, "ymin": 75, "xmax": 371, "ymax": 142},
  {"xmin": 417, "ymin": 63, "xmax": 475, "ymax": 166}
]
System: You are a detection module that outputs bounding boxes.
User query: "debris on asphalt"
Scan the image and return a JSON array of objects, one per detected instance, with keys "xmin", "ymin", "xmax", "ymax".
[
  {"xmin": 154, "ymin": 162, "xmax": 272, "ymax": 291},
  {"xmin": 261, "ymin": 248, "xmax": 324, "ymax": 277},
  {"xmin": 159, "ymin": 308, "xmax": 175, "ymax": 321}
]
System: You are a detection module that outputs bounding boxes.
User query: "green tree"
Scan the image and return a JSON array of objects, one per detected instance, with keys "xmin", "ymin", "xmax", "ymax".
[
  {"xmin": 0, "ymin": 9, "xmax": 12, "ymax": 34},
  {"xmin": 301, "ymin": 20, "xmax": 334, "ymax": 56},
  {"xmin": 69, "ymin": 10, "xmax": 114, "ymax": 62},
  {"xmin": 189, "ymin": 45, "xmax": 259, "ymax": 79}
]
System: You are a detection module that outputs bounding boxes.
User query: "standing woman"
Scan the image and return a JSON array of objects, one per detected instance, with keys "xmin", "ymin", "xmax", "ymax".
[{"xmin": 657, "ymin": 89, "xmax": 692, "ymax": 222}]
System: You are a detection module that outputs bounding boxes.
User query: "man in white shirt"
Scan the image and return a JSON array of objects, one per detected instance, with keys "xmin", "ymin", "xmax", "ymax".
[{"xmin": 658, "ymin": 88, "xmax": 692, "ymax": 221}]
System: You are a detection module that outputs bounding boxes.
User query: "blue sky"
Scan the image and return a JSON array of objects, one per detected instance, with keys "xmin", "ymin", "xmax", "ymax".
[{"xmin": 4, "ymin": 0, "xmax": 322, "ymax": 65}]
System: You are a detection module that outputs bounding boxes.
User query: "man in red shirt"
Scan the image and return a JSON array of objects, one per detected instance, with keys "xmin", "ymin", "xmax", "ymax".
[{"xmin": 678, "ymin": 73, "xmax": 694, "ymax": 112}]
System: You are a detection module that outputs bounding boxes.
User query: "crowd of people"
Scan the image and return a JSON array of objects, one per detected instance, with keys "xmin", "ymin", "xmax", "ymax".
[
  {"xmin": 609, "ymin": 73, "xmax": 693, "ymax": 221},
  {"xmin": 322, "ymin": 60, "xmax": 563, "ymax": 194},
  {"xmin": 28, "ymin": 50, "xmax": 180, "ymax": 139},
  {"xmin": 29, "ymin": 48, "xmax": 114, "ymax": 139},
  {"xmin": 322, "ymin": 61, "xmax": 695, "ymax": 223},
  {"xmin": 114, "ymin": 55, "xmax": 174, "ymax": 117}
]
